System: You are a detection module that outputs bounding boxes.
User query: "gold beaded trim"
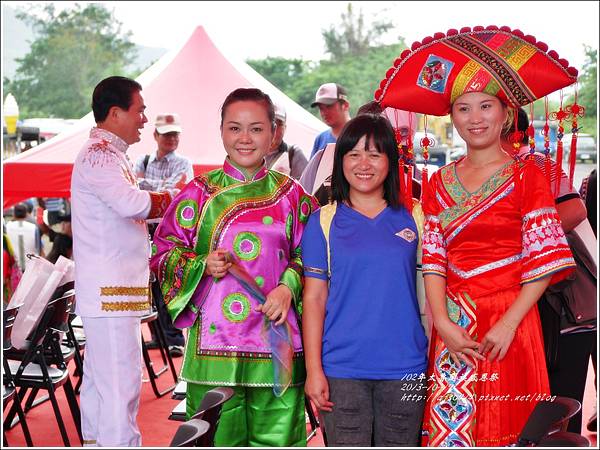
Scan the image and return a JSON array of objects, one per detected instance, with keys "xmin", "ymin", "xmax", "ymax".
[
  {"xmin": 101, "ymin": 301, "xmax": 151, "ymax": 312},
  {"xmin": 100, "ymin": 286, "xmax": 150, "ymax": 297},
  {"xmin": 83, "ymin": 439, "xmax": 97, "ymax": 445}
]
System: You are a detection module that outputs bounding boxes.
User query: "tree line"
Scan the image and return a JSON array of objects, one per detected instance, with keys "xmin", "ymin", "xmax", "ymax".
[{"xmin": 3, "ymin": 3, "xmax": 597, "ymax": 140}]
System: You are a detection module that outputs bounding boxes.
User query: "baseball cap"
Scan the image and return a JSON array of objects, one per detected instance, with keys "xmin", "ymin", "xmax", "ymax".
[
  {"xmin": 274, "ymin": 103, "xmax": 286, "ymax": 122},
  {"xmin": 311, "ymin": 83, "xmax": 348, "ymax": 107},
  {"xmin": 155, "ymin": 113, "xmax": 182, "ymax": 134}
]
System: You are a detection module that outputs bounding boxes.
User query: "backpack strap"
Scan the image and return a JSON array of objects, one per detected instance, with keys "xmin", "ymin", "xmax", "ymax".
[
  {"xmin": 319, "ymin": 201, "xmax": 337, "ymax": 279},
  {"xmin": 142, "ymin": 154, "xmax": 150, "ymax": 174},
  {"xmin": 411, "ymin": 198, "xmax": 424, "ymax": 251}
]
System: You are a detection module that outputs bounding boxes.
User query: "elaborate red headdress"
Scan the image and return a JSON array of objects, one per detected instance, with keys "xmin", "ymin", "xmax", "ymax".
[
  {"xmin": 375, "ymin": 26, "xmax": 578, "ymax": 115},
  {"xmin": 374, "ymin": 25, "xmax": 582, "ymax": 204}
]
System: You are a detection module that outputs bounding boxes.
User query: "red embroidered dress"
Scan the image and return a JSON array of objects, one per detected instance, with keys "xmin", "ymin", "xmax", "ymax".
[{"xmin": 421, "ymin": 159, "xmax": 575, "ymax": 447}]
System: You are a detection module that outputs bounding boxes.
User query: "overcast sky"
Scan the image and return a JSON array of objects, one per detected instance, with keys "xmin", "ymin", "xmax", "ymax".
[{"xmin": 8, "ymin": 0, "xmax": 599, "ymax": 70}]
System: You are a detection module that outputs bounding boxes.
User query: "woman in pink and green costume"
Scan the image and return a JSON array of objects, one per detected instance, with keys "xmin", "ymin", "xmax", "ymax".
[{"xmin": 150, "ymin": 88, "xmax": 318, "ymax": 446}]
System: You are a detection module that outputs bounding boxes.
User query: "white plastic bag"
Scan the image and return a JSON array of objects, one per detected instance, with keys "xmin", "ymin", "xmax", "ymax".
[
  {"xmin": 7, "ymin": 256, "xmax": 55, "ymax": 309},
  {"xmin": 11, "ymin": 256, "xmax": 75, "ymax": 350}
]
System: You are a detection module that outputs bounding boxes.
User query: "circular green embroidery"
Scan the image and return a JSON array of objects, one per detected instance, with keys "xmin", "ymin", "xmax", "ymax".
[
  {"xmin": 255, "ymin": 276, "xmax": 264, "ymax": 288},
  {"xmin": 151, "ymin": 243, "xmax": 158, "ymax": 256},
  {"xmin": 262, "ymin": 216, "xmax": 273, "ymax": 225},
  {"xmin": 222, "ymin": 293, "xmax": 251, "ymax": 323},
  {"xmin": 298, "ymin": 196, "xmax": 312, "ymax": 223},
  {"xmin": 233, "ymin": 232, "xmax": 261, "ymax": 261},
  {"xmin": 209, "ymin": 323, "xmax": 217, "ymax": 334},
  {"xmin": 176, "ymin": 199, "xmax": 199, "ymax": 229},
  {"xmin": 285, "ymin": 213, "xmax": 293, "ymax": 241}
]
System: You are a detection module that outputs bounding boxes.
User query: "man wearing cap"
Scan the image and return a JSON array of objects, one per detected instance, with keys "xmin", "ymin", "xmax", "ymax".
[
  {"xmin": 134, "ymin": 113, "xmax": 194, "ymax": 192},
  {"xmin": 264, "ymin": 103, "xmax": 308, "ymax": 180},
  {"xmin": 134, "ymin": 113, "xmax": 192, "ymax": 357},
  {"xmin": 309, "ymin": 82, "xmax": 351, "ymax": 159}
]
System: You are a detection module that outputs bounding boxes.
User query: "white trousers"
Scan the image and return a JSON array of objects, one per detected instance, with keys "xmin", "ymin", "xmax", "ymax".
[{"xmin": 80, "ymin": 316, "xmax": 142, "ymax": 447}]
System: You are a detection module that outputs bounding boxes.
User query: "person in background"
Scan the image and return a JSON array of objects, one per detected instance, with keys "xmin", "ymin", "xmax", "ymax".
[
  {"xmin": 302, "ymin": 114, "xmax": 428, "ymax": 446},
  {"xmin": 134, "ymin": 113, "xmax": 192, "ymax": 357},
  {"xmin": 264, "ymin": 103, "xmax": 308, "ymax": 180},
  {"xmin": 5, "ymin": 202, "xmax": 43, "ymax": 271},
  {"xmin": 309, "ymin": 83, "xmax": 351, "ymax": 159},
  {"xmin": 71, "ymin": 76, "xmax": 173, "ymax": 447},
  {"xmin": 503, "ymin": 107, "xmax": 593, "ymax": 434},
  {"xmin": 3, "ymin": 230, "xmax": 21, "ymax": 306},
  {"xmin": 151, "ymin": 87, "xmax": 318, "ymax": 446},
  {"xmin": 580, "ymin": 168, "xmax": 597, "ymax": 237},
  {"xmin": 300, "ymin": 101, "xmax": 420, "ymax": 206},
  {"xmin": 46, "ymin": 233, "xmax": 73, "ymax": 264},
  {"xmin": 501, "ymin": 107, "xmax": 587, "ymax": 232}
]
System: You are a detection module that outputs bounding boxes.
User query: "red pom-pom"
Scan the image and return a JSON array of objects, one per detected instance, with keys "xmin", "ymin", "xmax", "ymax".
[
  {"xmin": 512, "ymin": 29, "xmax": 524, "ymax": 37},
  {"xmin": 486, "ymin": 25, "xmax": 499, "ymax": 31},
  {"xmin": 400, "ymin": 49, "xmax": 411, "ymax": 59},
  {"xmin": 524, "ymin": 34, "xmax": 536, "ymax": 44},
  {"xmin": 536, "ymin": 41, "xmax": 548, "ymax": 52},
  {"xmin": 393, "ymin": 58, "xmax": 402, "ymax": 67},
  {"xmin": 446, "ymin": 28, "xmax": 459, "ymax": 36},
  {"xmin": 548, "ymin": 50, "xmax": 559, "ymax": 60},
  {"xmin": 379, "ymin": 79, "xmax": 388, "ymax": 89},
  {"xmin": 499, "ymin": 25, "xmax": 512, "ymax": 32},
  {"xmin": 433, "ymin": 32, "xmax": 445, "ymax": 40},
  {"xmin": 386, "ymin": 67, "xmax": 395, "ymax": 78},
  {"xmin": 567, "ymin": 67, "xmax": 579, "ymax": 77},
  {"xmin": 558, "ymin": 58, "xmax": 569, "ymax": 68},
  {"xmin": 411, "ymin": 41, "xmax": 421, "ymax": 51},
  {"xmin": 422, "ymin": 36, "xmax": 434, "ymax": 45},
  {"xmin": 374, "ymin": 89, "xmax": 383, "ymax": 100},
  {"xmin": 459, "ymin": 26, "xmax": 471, "ymax": 33},
  {"xmin": 473, "ymin": 25, "xmax": 485, "ymax": 31}
]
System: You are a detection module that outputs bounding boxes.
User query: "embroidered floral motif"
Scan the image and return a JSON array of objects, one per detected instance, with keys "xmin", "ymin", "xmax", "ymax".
[
  {"xmin": 233, "ymin": 231, "xmax": 261, "ymax": 261},
  {"xmin": 148, "ymin": 192, "xmax": 172, "ymax": 219},
  {"xmin": 83, "ymin": 139, "xmax": 120, "ymax": 168}
]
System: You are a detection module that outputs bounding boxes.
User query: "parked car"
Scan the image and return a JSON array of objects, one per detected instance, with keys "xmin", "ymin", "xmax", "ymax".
[{"xmin": 562, "ymin": 133, "xmax": 596, "ymax": 164}]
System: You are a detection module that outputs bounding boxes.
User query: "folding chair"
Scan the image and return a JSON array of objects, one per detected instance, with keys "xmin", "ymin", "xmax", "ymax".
[
  {"xmin": 172, "ymin": 380, "xmax": 187, "ymax": 400},
  {"xmin": 3, "ymin": 292, "xmax": 83, "ymax": 446},
  {"xmin": 3, "ymin": 306, "xmax": 34, "ymax": 447},
  {"xmin": 169, "ymin": 418, "xmax": 210, "ymax": 447},
  {"xmin": 538, "ymin": 430, "xmax": 591, "ymax": 446},
  {"xmin": 140, "ymin": 308, "xmax": 179, "ymax": 397},
  {"xmin": 516, "ymin": 396, "xmax": 582, "ymax": 446},
  {"xmin": 189, "ymin": 386, "xmax": 234, "ymax": 446}
]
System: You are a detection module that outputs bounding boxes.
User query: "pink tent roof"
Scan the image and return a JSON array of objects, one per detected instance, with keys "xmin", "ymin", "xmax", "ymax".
[{"xmin": 3, "ymin": 26, "xmax": 325, "ymax": 209}]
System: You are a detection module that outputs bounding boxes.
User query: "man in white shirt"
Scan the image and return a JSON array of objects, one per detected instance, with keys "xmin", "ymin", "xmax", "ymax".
[
  {"xmin": 71, "ymin": 76, "xmax": 173, "ymax": 447},
  {"xmin": 6, "ymin": 202, "xmax": 43, "ymax": 271}
]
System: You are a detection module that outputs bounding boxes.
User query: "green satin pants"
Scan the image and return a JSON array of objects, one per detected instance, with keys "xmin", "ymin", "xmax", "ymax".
[{"xmin": 186, "ymin": 384, "xmax": 306, "ymax": 447}]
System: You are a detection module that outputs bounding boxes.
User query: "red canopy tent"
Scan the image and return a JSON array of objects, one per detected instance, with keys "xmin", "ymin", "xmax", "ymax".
[{"xmin": 3, "ymin": 26, "xmax": 326, "ymax": 209}]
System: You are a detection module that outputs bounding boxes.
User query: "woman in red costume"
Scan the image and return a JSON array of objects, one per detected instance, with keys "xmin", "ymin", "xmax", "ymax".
[{"xmin": 374, "ymin": 26, "xmax": 579, "ymax": 446}]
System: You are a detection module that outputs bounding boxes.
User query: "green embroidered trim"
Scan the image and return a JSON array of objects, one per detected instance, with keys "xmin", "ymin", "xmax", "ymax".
[
  {"xmin": 285, "ymin": 213, "xmax": 293, "ymax": 241},
  {"xmin": 233, "ymin": 231, "xmax": 261, "ymax": 261},
  {"xmin": 222, "ymin": 293, "xmax": 251, "ymax": 323},
  {"xmin": 176, "ymin": 199, "xmax": 200, "ymax": 229},
  {"xmin": 298, "ymin": 195, "xmax": 312, "ymax": 223}
]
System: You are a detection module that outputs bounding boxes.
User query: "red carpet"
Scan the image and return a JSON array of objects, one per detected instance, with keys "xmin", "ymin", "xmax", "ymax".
[{"xmin": 3, "ymin": 342, "xmax": 596, "ymax": 447}]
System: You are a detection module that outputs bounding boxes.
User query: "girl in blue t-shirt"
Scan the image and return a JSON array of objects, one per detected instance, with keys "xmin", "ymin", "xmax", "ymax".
[{"xmin": 301, "ymin": 114, "xmax": 428, "ymax": 447}]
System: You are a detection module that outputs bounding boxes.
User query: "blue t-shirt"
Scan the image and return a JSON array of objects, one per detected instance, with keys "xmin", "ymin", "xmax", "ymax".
[
  {"xmin": 301, "ymin": 203, "xmax": 428, "ymax": 380},
  {"xmin": 310, "ymin": 129, "xmax": 336, "ymax": 159}
]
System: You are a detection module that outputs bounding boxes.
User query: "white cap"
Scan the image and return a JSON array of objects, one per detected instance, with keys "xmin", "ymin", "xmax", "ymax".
[
  {"xmin": 311, "ymin": 83, "xmax": 348, "ymax": 107},
  {"xmin": 274, "ymin": 103, "xmax": 286, "ymax": 122},
  {"xmin": 155, "ymin": 113, "xmax": 182, "ymax": 134}
]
